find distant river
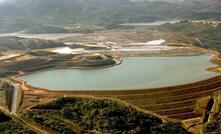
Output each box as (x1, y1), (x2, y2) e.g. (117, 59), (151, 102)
(120, 20), (180, 26)
(0, 33), (81, 41)
(19, 55), (220, 91)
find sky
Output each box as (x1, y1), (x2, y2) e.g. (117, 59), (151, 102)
(0, 0), (206, 3)
(0, 0), (8, 3)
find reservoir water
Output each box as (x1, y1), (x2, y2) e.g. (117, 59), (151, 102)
(19, 55), (220, 91)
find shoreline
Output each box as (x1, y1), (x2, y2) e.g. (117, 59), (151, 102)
(9, 51), (221, 93)
(4, 47), (221, 132)
(5, 43), (221, 123)
(10, 74), (221, 93)
(11, 47), (217, 79)
(10, 56), (122, 80)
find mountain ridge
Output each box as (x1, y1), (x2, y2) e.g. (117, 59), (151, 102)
(0, 0), (220, 33)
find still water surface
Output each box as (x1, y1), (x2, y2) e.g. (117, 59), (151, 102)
(19, 55), (219, 91)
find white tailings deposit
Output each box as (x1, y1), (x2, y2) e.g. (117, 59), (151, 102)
(128, 39), (166, 45)
(52, 47), (85, 54)
(52, 45), (182, 54)
(51, 38), (183, 55)
(146, 39), (166, 45)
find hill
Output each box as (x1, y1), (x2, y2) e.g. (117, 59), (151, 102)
(0, 37), (65, 51)
(159, 22), (221, 52)
(0, 111), (36, 133)
(0, 0), (221, 33)
(21, 96), (191, 133)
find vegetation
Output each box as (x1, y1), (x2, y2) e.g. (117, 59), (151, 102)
(1, 58), (48, 71)
(203, 112), (221, 133)
(69, 44), (110, 50)
(0, 0), (221, 33)
(189, 25), (221, 53)
(29, 51), (57, 57)
(0, 111), (36, 134)
(25, 111), (77, 134)
(160, 22), (221, 52)
(22, 96), (190, 134)
(0, 70), (18, 78)
(63, 53), (118, 67)
(105, 24), (135, 30)
(26, 26), (72, 34)
(0, 112), (11, 122)
(0, 37), (65, 51)
(0, 80), (13, 91)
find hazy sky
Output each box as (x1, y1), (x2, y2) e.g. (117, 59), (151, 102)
(0, 0), (8, 3)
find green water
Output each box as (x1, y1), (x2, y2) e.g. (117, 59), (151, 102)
(19, 55), (220, 91)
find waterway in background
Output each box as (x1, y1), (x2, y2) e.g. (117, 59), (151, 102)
(120, 20), (180, 26)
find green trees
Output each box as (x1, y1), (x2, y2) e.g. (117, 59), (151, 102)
(0, 112), (11, 123)
(0, 111), (36, 134)
(0, 37), (64, 51)
(25, 97), (190, 133)
(160, 22), (221, 53)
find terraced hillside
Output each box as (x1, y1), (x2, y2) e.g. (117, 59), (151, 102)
(69, 75), (221, 121)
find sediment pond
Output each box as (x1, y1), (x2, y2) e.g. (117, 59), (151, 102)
(19, 54), (220, 91)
